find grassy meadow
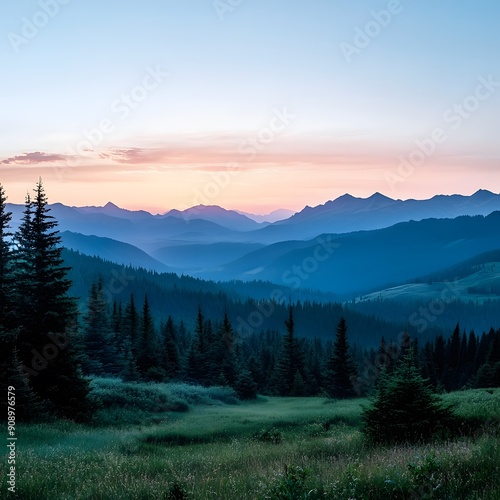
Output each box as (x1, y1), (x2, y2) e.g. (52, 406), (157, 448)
(2, 381), (500, 499)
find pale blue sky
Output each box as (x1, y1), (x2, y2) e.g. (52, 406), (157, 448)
(1, 1), (499, 211)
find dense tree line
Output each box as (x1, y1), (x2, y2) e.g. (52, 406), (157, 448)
(348, 296), (500, 340)
(0, 181), (93, 422)
(62, 249), (441, 347)
(77, 275), (500, 397)
(77, 282), (362, 399)
(1, 182), (499, 425)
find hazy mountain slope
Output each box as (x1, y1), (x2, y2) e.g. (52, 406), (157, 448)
(151, 242), (265, 272)
(7, 190), (500, 249)
(358, 262), (500, 303)
(166, 205), (265, 231)
(76, 201), (153, 220)
(6, 203), (242, 249)
(60, 231), (173, 273)
(62, 249), (441, 346)
(235, 208), (296, 223)
(357, 249), (500, 303)
(248, 190), (500, 243)
(205, 212), (500, 296)
(346, 249), (500, 334)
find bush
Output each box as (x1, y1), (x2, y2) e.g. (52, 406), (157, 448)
(266, 465), (316, 499)
(235, 370), (258, 400)
(407, 453), (443, 498)
(252, 428), (283, 444)
(89, 378), (238, 425)
(166, 482), (189, 499)
(167, 383), (239, 405)
(363, 349), (455, 444)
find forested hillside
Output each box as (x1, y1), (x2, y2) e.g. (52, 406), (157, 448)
(62, 248), (441, 346)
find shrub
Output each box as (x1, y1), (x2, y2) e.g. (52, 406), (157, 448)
(252, 428), (283, 444)
(266, 465), (316, 499)
(363, 349), (455, 444)
(407, 453), (443, 498)
(166, 482), (189, 499)
(234, 370), (258, 400)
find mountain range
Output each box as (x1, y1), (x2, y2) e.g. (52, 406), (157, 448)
(6, 190), (500, 298)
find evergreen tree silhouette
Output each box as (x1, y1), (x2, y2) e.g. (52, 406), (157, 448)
(324, 317), (357, 398)
(363, 348), (455, 444)
(12, 180), (93, 421)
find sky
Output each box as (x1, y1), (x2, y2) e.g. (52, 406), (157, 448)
(0, 0), (499, 214)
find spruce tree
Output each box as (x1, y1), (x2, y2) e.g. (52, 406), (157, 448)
(234, 370), (257, 400)
(7, 348), (47, 422)
(444, 323), (462, 390)
(433, 335), (446, 389)
(124, 294), (139, 359)
(163, 315), (180, 379)
(247, 354), (265, 392)
(0, 186), (16, 395)
(12, 180), (93, 421)
(81, 278), (118, 376)
(274, 307), (305, 396)
(211, 312), (238, 387)
(324, 317), (357, 399)
(11, 193), (35, 331)
(137, 295), (160, 378)
(363, 348), (455, 444)
(188, 307), (208, 383)
(0, 184), (14, 329)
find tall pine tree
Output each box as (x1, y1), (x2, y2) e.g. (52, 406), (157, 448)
(163, 315), (180, 379)
(81, 278), (118, 376)
(273, 307), (305, 396)
(12, 180), (93, 421)
(324, 317), (357, 399)
(137, 295), (160, 379)
(0, 185), (17, 396)
(0, 184), (14, 328)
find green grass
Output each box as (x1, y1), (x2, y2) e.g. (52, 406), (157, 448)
(1, 387), (499, 499)
(358, 261), (500, 304)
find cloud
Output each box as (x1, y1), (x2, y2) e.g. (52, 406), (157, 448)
(1, 151), (69, 165)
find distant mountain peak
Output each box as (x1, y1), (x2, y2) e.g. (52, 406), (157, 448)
(472, 189), (496, 198)
(368, 192), (393, 201)
(104, 201), (120, 209)
(235, 208), (296, 223)
(164, 204), (262, 231)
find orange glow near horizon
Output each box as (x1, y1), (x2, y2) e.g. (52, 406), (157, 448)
(1, 141), (498, 214)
